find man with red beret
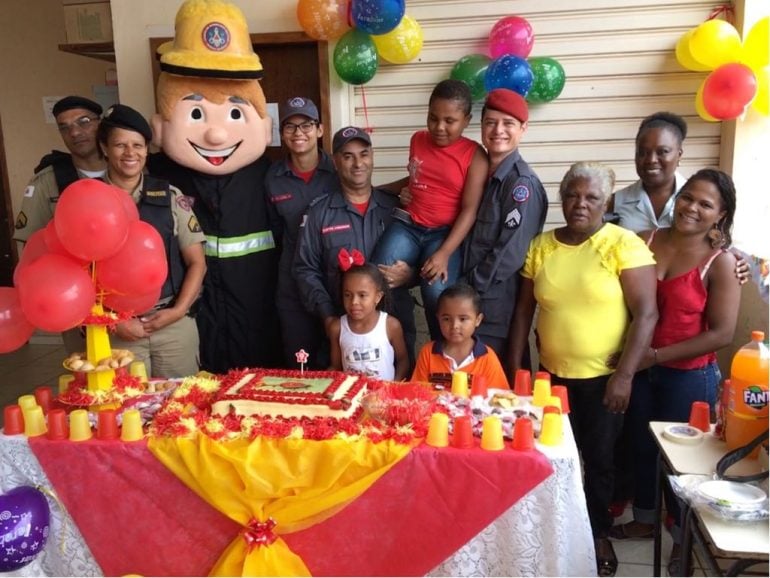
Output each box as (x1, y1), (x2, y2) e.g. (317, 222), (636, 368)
(463, 88), (547, 372)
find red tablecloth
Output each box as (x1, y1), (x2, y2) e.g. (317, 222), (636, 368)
(29, 437), (553, 576)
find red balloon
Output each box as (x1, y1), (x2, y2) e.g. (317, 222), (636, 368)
(54, 179), (130, 261)
(489, 16), (534, 59)
(0, 287), (35, 353)
(103, 287), (161, 315)
(702, 63), (758, 120)
(13, 230), (50, 287)
(114, 186), (140, 222)
(95, 221), (168, 297)
(17, 254), (95, 332)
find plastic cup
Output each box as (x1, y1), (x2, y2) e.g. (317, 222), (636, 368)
(17, 394), (37, 411)
(689, 401), (711, 433)
(129, 361), (148, 382)
(543, 405), (561, 416)
(121, 409), (145, 442)
(539, 412), (563, 446)
(451, 371), (469, 398)
(425, 413), (449, 448)
(3, 405), (25, 435)
(513, 369), (532, 396)
(46, 408), (69, 440)
(535, 371), (551, 383)
(69, 409), (93, 442)
(480, 416), (505, 451)
(452, 415), (474, 449)
(97, 409), (119, 440)
(546, 395), (561, 411)
(470, 375), (488, 398)
(532, 378), (551, 407)
(551, 385), (570, 414)
(58, 374), (76, 394)
(34, 386), (54, 414)
(23, 406), (47, 437)
(512, 417), (535, 451)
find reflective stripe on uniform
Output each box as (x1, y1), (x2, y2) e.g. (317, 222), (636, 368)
(204, 231), (275, 258)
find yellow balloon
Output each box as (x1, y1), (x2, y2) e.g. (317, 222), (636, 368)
(742, 16), (769, 70)
(372, 15), (423, 64)
(751, 67), (769, 116)
(675, 29), (711, 71)
(689, 19), (742, 70)
(695, 79), (719, 122)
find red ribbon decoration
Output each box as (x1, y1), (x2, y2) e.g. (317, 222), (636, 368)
(707, 3), (735, 22)
(242, 517), (278, 550)
(338, 248), (365, 271)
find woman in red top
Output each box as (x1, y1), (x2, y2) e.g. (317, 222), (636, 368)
(609, 169), (740, 573)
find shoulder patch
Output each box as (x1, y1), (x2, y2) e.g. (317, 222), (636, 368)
(188, 215), (201, 233)
(512, 184), (530, 203)
(24, 186), (35, 198)
(504, 207), (521, 229)
(176, 194), (194, 212)
(14, 212), (27, 230)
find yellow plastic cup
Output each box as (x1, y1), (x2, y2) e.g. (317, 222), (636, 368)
(17, 394), (38, 411)
(23, 406), (47, 437)
(120, 409), (145, 442)
(425, 412), (449, 448)
(451, 371), (469, 398)
(129, 361), (148, 381)
(480, 415), (505, 451)
(539, 412), (563, 446)
(532, 378), (551, 407)
(69, 409), (93, 442)
(58, 374), (76, 394)
(546, 395), (562, 411)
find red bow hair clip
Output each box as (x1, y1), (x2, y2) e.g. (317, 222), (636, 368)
(338, 248), (365, 271)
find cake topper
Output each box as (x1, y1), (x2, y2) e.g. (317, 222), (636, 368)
(295, 348), (309, 374)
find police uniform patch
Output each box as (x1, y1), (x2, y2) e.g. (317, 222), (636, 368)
(146, 189), (166, 197)
(24, 186), (35, 198)
(203, 22), (230, 51)
(15, 212), (27, 230)
(512, 184), (530, 203)
(188, 215), (201, 233)
(504, 207), (521, 229)
(177, 195), (194, 212)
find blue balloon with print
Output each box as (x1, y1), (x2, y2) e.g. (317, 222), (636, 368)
(352, 0), (405, 35)
(0, 486), (50, 572)
(485, 55), (534, 96)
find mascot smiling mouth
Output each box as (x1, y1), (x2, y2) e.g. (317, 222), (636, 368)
(190, 141), (241, 166)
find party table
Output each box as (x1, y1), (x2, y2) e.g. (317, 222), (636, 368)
(0, 416), (595, 577)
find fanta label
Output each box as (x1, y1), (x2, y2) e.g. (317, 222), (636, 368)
(743, 386), (769, 411)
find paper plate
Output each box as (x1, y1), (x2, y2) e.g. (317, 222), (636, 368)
(698, 480), (767, 506)
(662, 424), (704, 445)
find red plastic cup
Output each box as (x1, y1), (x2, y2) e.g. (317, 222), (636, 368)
(452, 415), (474, 449)
(46, 408), (69, 440)
(3, 405), (25, 435)
(470, 375), (488, 397)
(34, 386), (54, 414)
(551, 385), (571, 414)
(689, 401), (711, 433)
(513, 369), (532, 396)
(543, 405), (561, 416)
(535, 371), (550, 383)
(512, 417), (534, 451)
(97, 409), (119, 440)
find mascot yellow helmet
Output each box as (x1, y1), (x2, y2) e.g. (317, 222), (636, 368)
(157, 0), (263, 79)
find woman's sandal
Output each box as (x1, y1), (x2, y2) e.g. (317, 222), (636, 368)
(608, 521), (655, 540)
(595, 537), (619, 577)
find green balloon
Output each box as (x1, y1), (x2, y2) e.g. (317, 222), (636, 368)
(334, 29), (378, 85)
(526, 57), (566, 103)
(450, 54), (492, 101)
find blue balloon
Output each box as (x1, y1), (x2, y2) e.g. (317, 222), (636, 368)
(484, 55), (534, 96)
(352, 0), (405, 35)
(0, 487), (50, 572)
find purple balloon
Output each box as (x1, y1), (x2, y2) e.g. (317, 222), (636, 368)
(0, 487), (50, 572)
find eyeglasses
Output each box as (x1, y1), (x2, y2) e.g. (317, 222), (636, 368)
(281, 121), (318, 135)
(57, 116), (99, 134)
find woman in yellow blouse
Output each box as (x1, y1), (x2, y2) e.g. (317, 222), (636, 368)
(508, 162), (658, 577)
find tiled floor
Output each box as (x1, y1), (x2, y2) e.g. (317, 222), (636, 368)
(0, 336), (737, 577)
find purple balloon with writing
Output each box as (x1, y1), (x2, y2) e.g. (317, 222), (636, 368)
(0, 486), (50, 572)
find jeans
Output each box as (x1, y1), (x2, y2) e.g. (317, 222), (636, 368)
(372, 219), (461, 341)
(626, 362), (720, 538)
(560, 373), (624, 538)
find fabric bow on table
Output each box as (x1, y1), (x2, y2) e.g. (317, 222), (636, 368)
(338, 248), (365, 271)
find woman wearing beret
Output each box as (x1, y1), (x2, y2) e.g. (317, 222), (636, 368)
(97, 104), (206, 378)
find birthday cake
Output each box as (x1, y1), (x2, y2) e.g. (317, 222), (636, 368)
(210, 368), (370, 420)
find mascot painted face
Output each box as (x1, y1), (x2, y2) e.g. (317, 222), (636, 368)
(151, 0), (272, 175)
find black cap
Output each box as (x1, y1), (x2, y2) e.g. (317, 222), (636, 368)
(102, 104), (152, 142)
(332, 126), (372, 154)
(279, 97), (320, 125)
(52, 96), (103, 118)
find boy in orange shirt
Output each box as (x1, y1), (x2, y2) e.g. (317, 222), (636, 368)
(411, 283), (509, 389)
